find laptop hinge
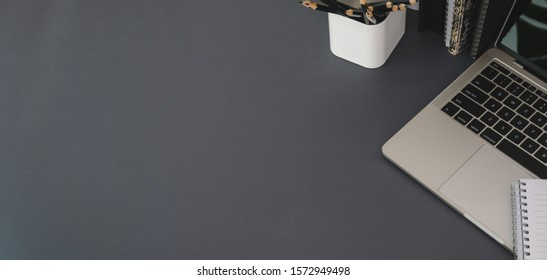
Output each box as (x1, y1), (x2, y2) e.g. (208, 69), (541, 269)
(512, 60), (525, 69)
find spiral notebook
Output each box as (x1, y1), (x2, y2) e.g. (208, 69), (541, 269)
(447, 0), (479, 55)
(444, 0), (455, 47)
(512, 179), (547, 260)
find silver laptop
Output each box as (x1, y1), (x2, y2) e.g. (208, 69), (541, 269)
(383, 0), (547, 251)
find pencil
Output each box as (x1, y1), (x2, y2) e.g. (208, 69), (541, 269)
(321, 0), (348, 16)
(367, 0), (414, 11)
(299, 0), (337, 13)
(366, 11), (377, 24)
(345, 9), (364, 18)
(359, 0), (371, 24)
(325, 0), (356, 10)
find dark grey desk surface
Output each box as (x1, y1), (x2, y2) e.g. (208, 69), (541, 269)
(0, 1), (512, 259)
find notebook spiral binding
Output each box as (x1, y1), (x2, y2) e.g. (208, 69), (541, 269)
(512, 182), (531, 259)
(443, 0), (454, 47)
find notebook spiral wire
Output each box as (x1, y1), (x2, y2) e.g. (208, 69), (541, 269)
(512, 182), (531, 259)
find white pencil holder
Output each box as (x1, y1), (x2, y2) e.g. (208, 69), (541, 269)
(328, 10), (406, 69)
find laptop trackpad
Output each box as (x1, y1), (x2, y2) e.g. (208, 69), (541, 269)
(438, 145), (533, 245)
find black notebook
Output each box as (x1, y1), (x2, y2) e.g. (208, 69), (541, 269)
(469, 0), (531, 59)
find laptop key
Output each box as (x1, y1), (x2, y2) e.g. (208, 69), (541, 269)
(467, 119), (486, 134)
(462, 84), (489, 103)
(494, 120), (512, 135)
(530, 112), (547, 127)
(452, 93), (486, 117)
(507, 82), (525, 96)
(490, 62), (510, 75)
(524, 124), (542, 139)
(497, 107), (515, 121)
(516, 103), (534, 118)
(507, 129), (526, 145)
(480, 111), (499, 126)
(510, 115), (529, 130)
(484, 98), (502, 112)
(519, 91), (538, 104)
(491, 87), (509, 101)
(533, 99), (547, 113)
(494, 74), (511, 88)
(498, 140), (547, 178)
(538, 133), (547, 147)
(455, 110), (473, 125)
(481, 66), (499, 80)
(504, 95), (522, 109)
(509, 73), (523, 84)
(481, 128), (502, 145)
(472, 75), (496, 93)
(537, 89), (547, 99)
(442, 102), (460, 117)
(521, 138), (540, 154)
(522, 81), (536, 92)
(535, 148), (547, 164)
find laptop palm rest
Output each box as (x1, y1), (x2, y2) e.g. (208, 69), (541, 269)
(438, 145), (533, 246)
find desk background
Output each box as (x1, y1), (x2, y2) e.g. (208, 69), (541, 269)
(0, 0), (512, 259)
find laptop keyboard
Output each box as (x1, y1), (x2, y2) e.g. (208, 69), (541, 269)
(441, 61), (547, 178)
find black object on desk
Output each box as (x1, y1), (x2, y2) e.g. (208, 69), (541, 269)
(418, 0), (446, 33)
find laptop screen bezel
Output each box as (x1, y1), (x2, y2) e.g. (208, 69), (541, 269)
(495, 0), (547, 83)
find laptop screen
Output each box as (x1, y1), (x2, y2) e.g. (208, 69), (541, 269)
(499, 0), (547, 81)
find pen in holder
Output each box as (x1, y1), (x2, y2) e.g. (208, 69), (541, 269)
(328, 9), (406, 68)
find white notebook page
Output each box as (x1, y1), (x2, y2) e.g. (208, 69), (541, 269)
(520, 179), (547, 259)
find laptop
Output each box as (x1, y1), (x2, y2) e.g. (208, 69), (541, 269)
(383, 0), (547, 251)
